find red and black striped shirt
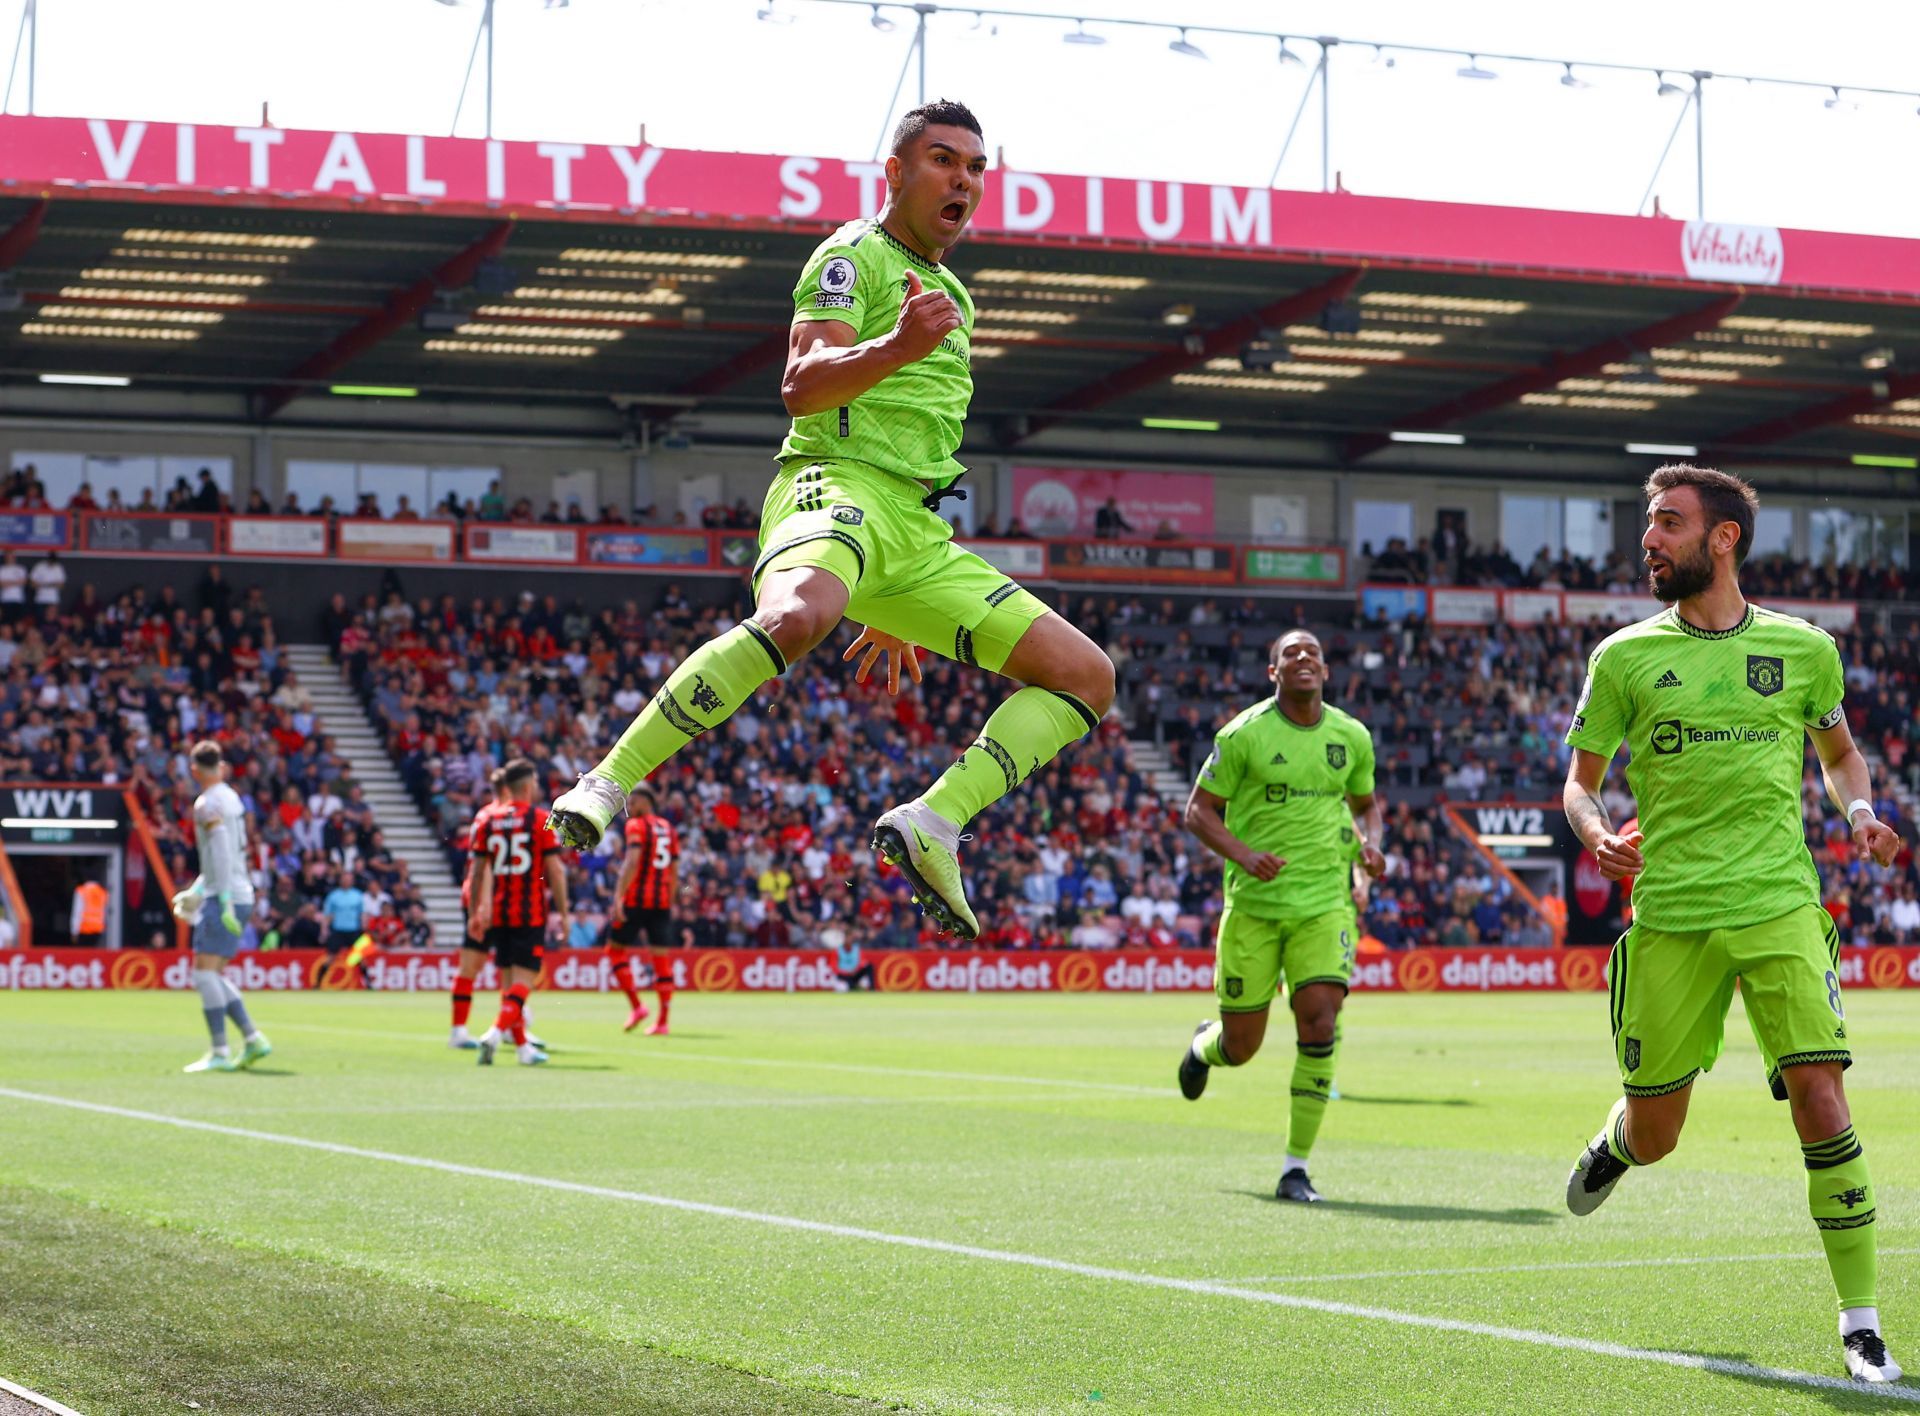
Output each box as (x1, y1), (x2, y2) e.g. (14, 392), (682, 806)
(622, 813), (679, 912)
(471, 799), (558, 928)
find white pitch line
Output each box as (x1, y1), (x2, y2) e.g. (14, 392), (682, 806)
(2, 1087), (1911, 1406)
(192, 1093), (1100, 1119)
(1227, 1248), (1920, 1286)
(0, 1375), (86, 1416)
(269, 1021), (1168, 1096)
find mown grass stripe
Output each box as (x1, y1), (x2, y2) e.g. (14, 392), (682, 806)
(2, 1086), (1910, 1408)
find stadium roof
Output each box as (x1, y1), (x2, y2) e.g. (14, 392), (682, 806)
(4, 116), (1920, 469)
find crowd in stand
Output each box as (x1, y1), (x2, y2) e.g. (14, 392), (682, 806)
(327, 577), (1919, 954)
(1, 523), (1913, 953)
(0, 564), (434, 950)
(1360, 534), (1910, 602)
(4, 463), (759, 535)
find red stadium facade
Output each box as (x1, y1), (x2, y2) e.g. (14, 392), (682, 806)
(10, 115), (1920, 300)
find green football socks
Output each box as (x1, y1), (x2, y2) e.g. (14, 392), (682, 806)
(592, 622), (786, 792)
(1601, 1096), (1646, 1167)
(1288, 1037), (1339, 1160)
(1805, 1126), (1877, 1309)
(1193, 1020), (1235, 1068)
(922, 686), (1099, 827)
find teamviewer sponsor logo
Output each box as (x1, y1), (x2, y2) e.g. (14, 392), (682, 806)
(1651, 719), (1683, 755)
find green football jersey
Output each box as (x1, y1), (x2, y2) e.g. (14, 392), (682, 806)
(1565, 603), (1845, 933)
(777, 217), (974, 489)
(1196, 699), (1377, 921)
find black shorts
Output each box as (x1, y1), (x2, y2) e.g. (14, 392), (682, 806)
(323, 928), (360, 955)
(488, 925), (546, 972)
(612, 908), (673, 950)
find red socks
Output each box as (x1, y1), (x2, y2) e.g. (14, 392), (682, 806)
(452, 981), (474, 1029)
(495, 982), (530, 1045)
(610, 950), (641, 1009)
(654, 977), (673, 1022)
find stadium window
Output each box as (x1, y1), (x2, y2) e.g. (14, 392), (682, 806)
(1500, 494), (1560, 561)
(1751, 505), (1794, 560)
(1563, 498), (1612, 561)
(429, 467), (499, 516)
(1811, 507), (1909, 568)
(1351, 499), (1412, 559)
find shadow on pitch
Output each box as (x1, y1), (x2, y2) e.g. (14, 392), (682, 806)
(1333, 1094), (1476, 1108)
(1670, 1351), (1906, 1412)
(1228, 1190), (1557, 1226)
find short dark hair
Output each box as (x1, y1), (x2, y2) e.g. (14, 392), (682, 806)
(1269, 629), (1320, 664)
(190, 740), (223, 769)
(629, 782), (656, 807)
(501, 758), (537, 787)
(890, 99), (983, 156)
(1645, 463), (1759, 566)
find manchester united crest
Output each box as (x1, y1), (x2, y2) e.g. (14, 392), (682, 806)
(1746, 655), (1785, 697)
(1326, 743), (1347, 769)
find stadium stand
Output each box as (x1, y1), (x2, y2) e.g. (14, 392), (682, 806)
(0, 575), (435, 950)
(320, 574), (1919, 953)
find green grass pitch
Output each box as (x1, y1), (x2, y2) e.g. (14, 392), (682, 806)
(3, 987), (1919, 1414)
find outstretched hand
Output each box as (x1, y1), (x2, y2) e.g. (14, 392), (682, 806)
(843, 626), (923, 696)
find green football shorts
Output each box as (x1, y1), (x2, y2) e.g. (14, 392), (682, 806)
(1607, 901), (1849, 1099)
(1213, 904), (1357, 1014)
(753, 458), (1049, 674)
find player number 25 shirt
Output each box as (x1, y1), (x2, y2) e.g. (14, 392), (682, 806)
(470, 799), (558, 928)
(1196, 700), (1376, 922)
(777, 218), (974, 489)
(1565, 604), (1844, 933)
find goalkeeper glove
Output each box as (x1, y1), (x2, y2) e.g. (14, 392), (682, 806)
(218, 894), (243, 935)
(170, 886), (205, 923)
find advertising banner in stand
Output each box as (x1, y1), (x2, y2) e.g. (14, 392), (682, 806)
(1360, 585), (1430, 622)
(1046, 539), (1238, 585)
(1011, 467), (1215, 538)
(81, 513), (219, 555)
(962, 540), (1047, 578)
(466, 525), (579, 564)
(583, 529), (715, 568)
(1243, 547), (1344, 586)
(1431, 588), (1501, 626)
(337, 519), (453, 561)
(0, 512), (70, 549)
(228, 517), (329, 557)
(9, 945), (1911, 993)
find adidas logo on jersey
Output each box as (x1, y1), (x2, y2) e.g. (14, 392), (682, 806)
(1655, 669), (1683, 688)
(1270, 751), (1288, 764)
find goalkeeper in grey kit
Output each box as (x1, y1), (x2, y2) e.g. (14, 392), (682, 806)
(173, 740), (272, 1073)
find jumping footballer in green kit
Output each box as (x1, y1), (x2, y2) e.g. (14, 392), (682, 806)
(548, 99), (1114, 939)
(1562, 463), (1907, 1384)
(1177, 630), (1387, 1203)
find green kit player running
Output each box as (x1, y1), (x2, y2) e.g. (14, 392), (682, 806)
(1562, 463), (1906, 1384)
(548, 99), (1114, 938)
(1176, 630), (1386, 1203)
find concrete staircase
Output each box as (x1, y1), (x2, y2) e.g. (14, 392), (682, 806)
(283, 644), (465, 946)
(1127, 738), (1190, 809)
